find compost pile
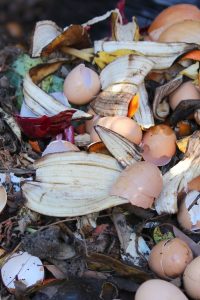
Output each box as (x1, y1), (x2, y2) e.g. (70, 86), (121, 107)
(1, 3), (200, 300)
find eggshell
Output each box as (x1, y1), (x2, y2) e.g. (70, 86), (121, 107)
(63, 64), (101, 105)
(110, 161), (163, 209)
(183, 256), (200, 299)
(148, 238), (193, 278)
(90, 116), (142, 145)
(42, 140), (80, 156)
(148, 3), (200, 41)
(169, 81), (200, 110)
(135, 279), (188, 300)
(142, 125), (176, 166)
(177, 190), (200, 231)
(1, 251), (44, 292)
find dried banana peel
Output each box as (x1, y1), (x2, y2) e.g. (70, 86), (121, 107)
(22, 152), (129, 217)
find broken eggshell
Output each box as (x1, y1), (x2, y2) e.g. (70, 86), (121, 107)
(42, 140), (80, 156)
(148, 238), (193, 279)
(183, 256), (200, 300)
(177, 190), (200, 232)
(110, 161), (163, 209)
(63, 64), (101, 105)
(142, 124), (177, 166)
(1, 251), (44, 292)
(169, 81), (200, 111)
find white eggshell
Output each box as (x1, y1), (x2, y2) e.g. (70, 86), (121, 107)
(1, 251), (44, 291)
(42, 140), (80, 156)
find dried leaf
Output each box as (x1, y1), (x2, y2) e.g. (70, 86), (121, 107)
(41, 25), (91, 57)
(44, 265), (66, 280)
(87, 253), (152, 282)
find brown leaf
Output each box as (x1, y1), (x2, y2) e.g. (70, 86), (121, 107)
(29, 59), (67, 84)
(87, 253), (152, 282)
(41, 25), (91, 57)
(45, 264), (66, 279)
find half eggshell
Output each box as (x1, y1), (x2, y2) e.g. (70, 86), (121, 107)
(110, 161), (163, 209)
(177, 190), (200, 231)
(142, 125), (176, 166)
(1, 251), (44, 292)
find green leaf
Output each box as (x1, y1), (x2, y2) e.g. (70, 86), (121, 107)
(153, 226), (174, 244)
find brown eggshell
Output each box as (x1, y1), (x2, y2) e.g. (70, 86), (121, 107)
(90, 116), (142, 144)
(158, 20), (200, 44)
(63, 64), (101, 105)
(148, 238), (193, 279)
(142, 125), (176, 166)
(135, 279), (188, 300)
(183, 256), (200, 299)
(177, 191), (200, 231)
(148, 3), (200, 41)
(169, 81), (200, 111)
(110, 161), (163, 209)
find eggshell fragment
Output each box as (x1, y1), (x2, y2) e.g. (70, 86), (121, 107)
(135, 279), (188, 300)
(142, 125), (176, 166)
(148, 238), (193, 279)
(177, 191), (200, 231)
(110, 161), (163, 209)
(42, 140), (80, 156)
(63, 64), (101, 105)
(1, 251), (44, 292)
(0, 185), (7, 213)
(90, 116), (142, 145)
(169, 81), (200, 111)
(183, 256), (200, 299)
